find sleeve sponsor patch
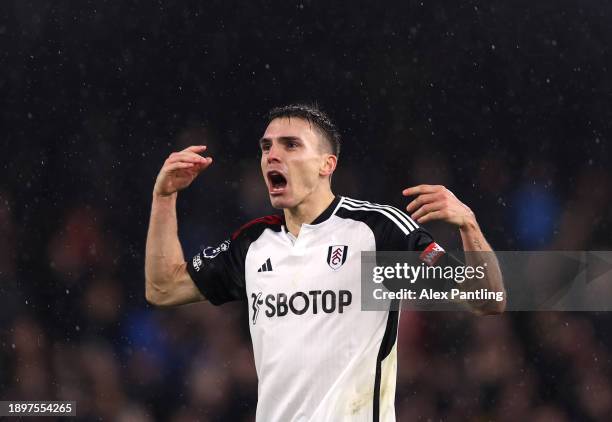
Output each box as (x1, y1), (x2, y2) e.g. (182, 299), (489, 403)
(419, 242), (445, 266)
(201, 239), (231, 259)
(192, 254), (203, 272)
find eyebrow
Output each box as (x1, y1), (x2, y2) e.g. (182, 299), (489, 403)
(259, 136), (303, 146)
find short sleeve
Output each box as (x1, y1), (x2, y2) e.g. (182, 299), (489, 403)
(185, 214), (284, 305)
(374, 210), (448, 266)
(375, 214), (438, 251)
(186, 237), (247, 305)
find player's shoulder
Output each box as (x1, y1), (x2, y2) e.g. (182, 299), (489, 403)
(231, 214), (284, 241)
(336, 196), (420, 235)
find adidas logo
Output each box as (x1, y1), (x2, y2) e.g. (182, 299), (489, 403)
(257, 258), (273, 272)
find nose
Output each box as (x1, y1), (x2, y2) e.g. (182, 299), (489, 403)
(267, 142), (281, 163)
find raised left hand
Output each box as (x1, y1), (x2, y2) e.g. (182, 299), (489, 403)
(403, 184), (476, 229)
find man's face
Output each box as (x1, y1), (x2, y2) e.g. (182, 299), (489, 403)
(260, 117), (330, 209)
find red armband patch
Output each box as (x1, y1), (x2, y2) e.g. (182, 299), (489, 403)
(419, 242), (446, 266)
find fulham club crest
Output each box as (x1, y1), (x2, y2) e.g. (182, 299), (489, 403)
(327, 245), (348, 270)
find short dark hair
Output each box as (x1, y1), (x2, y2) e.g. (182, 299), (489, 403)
(266, 104), (341, 158)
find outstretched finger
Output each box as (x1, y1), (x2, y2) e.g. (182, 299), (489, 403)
(406, 193), (440, 213)
(416, 210), (445, 224)
(411, 201), (444, 221)
(193, 156), (213, 172)
(182, 145), (207, 153)
(165, 162), (195, 172)
(167, 151), (209, 165)
(402, 185), (441, 197)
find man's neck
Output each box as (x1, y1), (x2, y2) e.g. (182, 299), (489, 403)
(284, 190), (335, 237)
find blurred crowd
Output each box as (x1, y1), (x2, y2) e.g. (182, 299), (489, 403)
(2, 1), (612, 421)
(2, 139), (611, 421)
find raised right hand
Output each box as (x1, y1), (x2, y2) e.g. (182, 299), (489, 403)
(153, 145), (213, 196)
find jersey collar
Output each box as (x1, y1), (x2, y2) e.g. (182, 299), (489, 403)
(309, 195), (342, 225)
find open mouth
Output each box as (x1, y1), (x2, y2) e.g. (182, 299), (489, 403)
(267, 171), (288, 193)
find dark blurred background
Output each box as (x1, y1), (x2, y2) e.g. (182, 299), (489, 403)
(1, 1), (612, 420)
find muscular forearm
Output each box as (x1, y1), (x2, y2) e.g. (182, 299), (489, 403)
(144, 145), (211, 306)
(402, 184), (506, 314)
(458, 219), (506, 314)
(145, 193), (187, 301)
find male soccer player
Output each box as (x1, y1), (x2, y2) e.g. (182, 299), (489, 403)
(145, 104), (505, 421)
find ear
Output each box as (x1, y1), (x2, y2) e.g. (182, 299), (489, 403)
(319, 154), (337, 177)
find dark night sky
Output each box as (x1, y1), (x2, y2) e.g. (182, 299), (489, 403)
(2, 0), (611, 301)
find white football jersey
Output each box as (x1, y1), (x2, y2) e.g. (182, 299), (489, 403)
(187, 196), (439, 422)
